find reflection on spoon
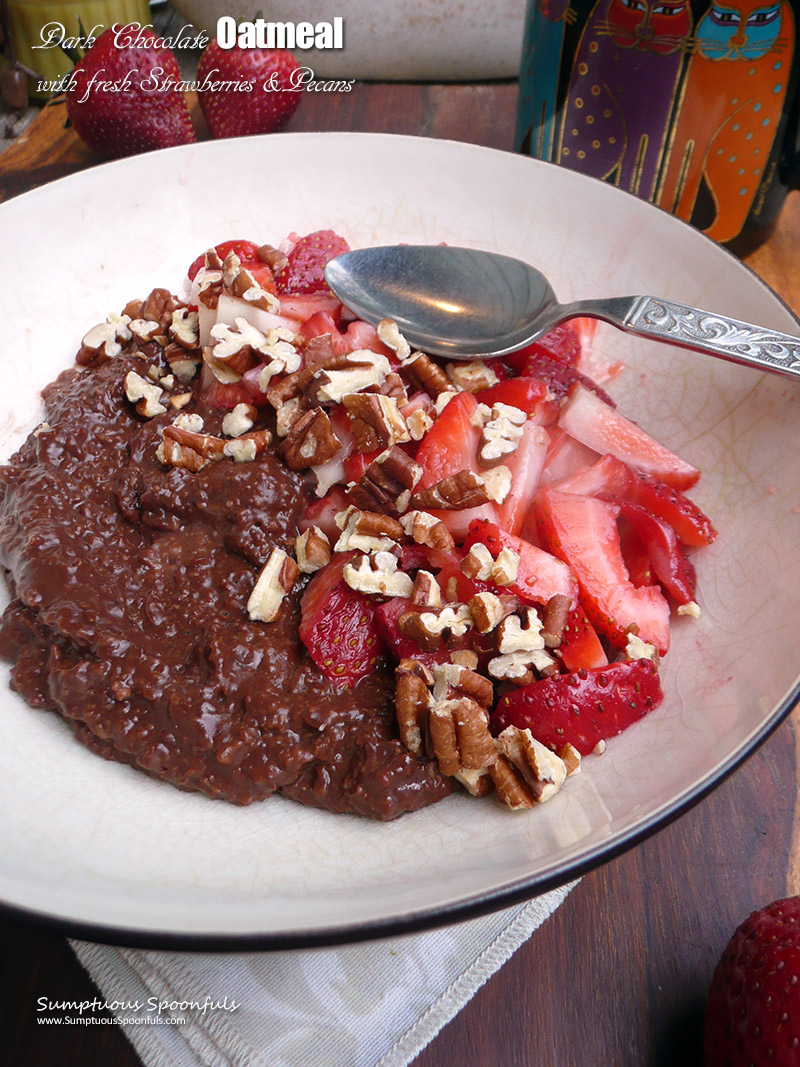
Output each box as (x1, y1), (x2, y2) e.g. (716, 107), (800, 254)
(325, 245), (800, 381)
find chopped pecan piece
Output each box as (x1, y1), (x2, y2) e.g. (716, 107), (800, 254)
(446, 360), (499, 394)
(247, 548), (300, 623)
(197, 269), (223, 310)
(461, 542), (495, 581)
(343, 552), (414, 598)
(409, 570), (442, 608)
(221, 403), (257, 438)
(350, 446), (422, 515)
(491, 726), (568, 807)
(308, 354), (393, 405)
(469, 591), (519, 634)
(223, 429), (273, 462)
(169, 308), (200, 350)
(343, 393), (410, 452)
(410, 470), (491, 511)
(402, 352), (452, 397)
(334, 508), (404, 553)
(256, 243), (288, 273)
(431, 662), (493, 708)
(124, 370), (166, 418)
(164, 341), (201, 383)
(399, 509), (455, 553)
(455, 768), (494, 797)
(221, 251), (280, 313)
(395, 658), (434, 756)
(141, 289), (185, 331)
(295, 526), (332, 574)
(280, 407), (341, 470)
(428, 697), (496, 776)
(78, 313), (133, 365)
(541, 593), (571, 649)
(161, 424), (225, 460)
(491, 547), (520, 586)
(477, 403), (526, 467)
(405, 402), (436, 441)
(399, 603), (473, 652)
(377, 319), (411, 362)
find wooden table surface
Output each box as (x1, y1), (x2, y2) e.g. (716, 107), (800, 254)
(2, 73), (800, 1067)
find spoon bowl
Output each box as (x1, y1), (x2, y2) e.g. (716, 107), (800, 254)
(325, 244), (800, 380)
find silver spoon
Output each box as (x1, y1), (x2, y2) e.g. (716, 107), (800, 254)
(324, 244), (800, 380)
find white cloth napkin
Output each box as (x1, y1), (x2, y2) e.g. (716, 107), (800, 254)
(71, 881), (575, 1067)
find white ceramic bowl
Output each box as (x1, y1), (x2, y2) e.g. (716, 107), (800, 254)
(170, 0), (526, 79)
(1, 133), (799, 948)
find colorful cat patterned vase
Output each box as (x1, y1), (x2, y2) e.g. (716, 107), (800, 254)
(516, 0), (577, 160)
(656, 1), (795, 243)
(555, 0), (693, 200)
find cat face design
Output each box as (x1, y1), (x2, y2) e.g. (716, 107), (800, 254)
(604, 0), (692, 55)
(694, 1), (786, 60)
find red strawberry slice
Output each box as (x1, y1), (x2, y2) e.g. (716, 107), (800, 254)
(507, 349), (614, 404)
(187, 240), (276, 292)
(554, 453), (716, 547)
(298, 554), (384, 689)
(534, 487), (671, 653)
(66, 25), (195, 160)
(463, 520), (578, 608)
(474, 376), (557, 424)
(559, 382), (700, 489)
(705, 897), (800, 1067)
(558, 608), (608, 671)
(496, 421), (550, 536)
(536, 428), (600, 489)
(202, 380), (257, 412)
(491, 658), (663, 755)
(413, 391), (499, 541)
(275, 230), (351, 295)
(197, 43), (302, 139)
(505, 321), (583, 371)
(618, 502), (696, 605)
(415, 392), (480, 489)
(298, 487), (351, 545)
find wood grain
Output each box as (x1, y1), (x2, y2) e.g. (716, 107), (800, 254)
(1, 75), (799, 1067)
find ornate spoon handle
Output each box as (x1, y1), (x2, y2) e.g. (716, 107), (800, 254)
(567, 295), (800, 381)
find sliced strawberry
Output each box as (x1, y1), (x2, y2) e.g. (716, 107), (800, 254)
(188, 240), (276, 292)
(414, 391), (498, 541)
(275, 230), (350, 295)
(629, 472), (716, 547)
(343, 447), (385, 483)
(298, 554), (384, 688)
(474, 376), (557, 424)
(559, 382), (700, 489)
(533, 487), (670, 653)
(496, 421), (550, 536)
(298, 487), (351, 544)
(554, 453), (716, 547)
(504, 347), (614, 405)
(506, 321), (583, 371)
(491, 659), (664, 755)
(536, 427), (600, 488)
(202, 380), (256, 412)
(415, 391), (480, 490)
(618, 517), (655, 587)
(558, 608), (608, 671)
(278, 292), (342, 323)
(618, 502), (696, 605)
(463, 519), (578, 608)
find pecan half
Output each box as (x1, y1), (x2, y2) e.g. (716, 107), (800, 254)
(428, 697), (496, 776)
(410, 470), (491, 511)
(350, 445), (423, 515)
(395, 658), (434, 756)
(343, 392), (410, 452)
(399, 509), (455, 553)
(402, 352), (452, 397)
(280, 407), (341, 470)
(491, 726), (568, 808)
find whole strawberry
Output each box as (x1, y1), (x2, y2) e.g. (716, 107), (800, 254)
(705, 897), (800, 1065)
(197, 43), (303, 138)
(66, 24), (195, 159)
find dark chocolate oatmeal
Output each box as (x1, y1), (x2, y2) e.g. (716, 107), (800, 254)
(0, 343), (450, 820)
